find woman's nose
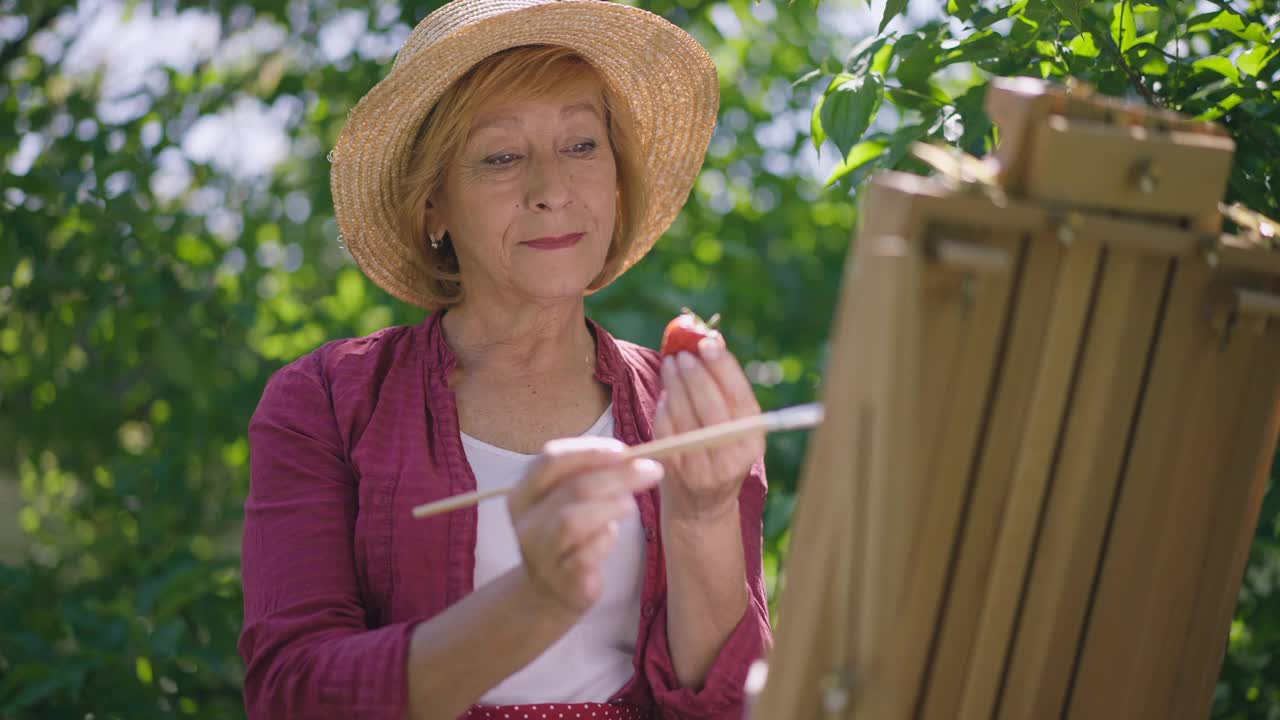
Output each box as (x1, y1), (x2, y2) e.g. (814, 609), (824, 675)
(525, 154), (572, 211)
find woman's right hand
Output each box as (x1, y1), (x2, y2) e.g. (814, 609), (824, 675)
(507, 437), (664, 615)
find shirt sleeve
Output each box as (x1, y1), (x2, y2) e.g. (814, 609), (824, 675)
(239, 353), (418, 720)
(643, 458), (773, 720)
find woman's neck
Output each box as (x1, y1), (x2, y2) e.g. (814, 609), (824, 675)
(440, 300), (596, 380)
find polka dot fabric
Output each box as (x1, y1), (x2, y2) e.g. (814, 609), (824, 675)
(462, 702), (648, 720)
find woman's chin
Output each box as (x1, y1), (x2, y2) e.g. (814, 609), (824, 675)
(509, 252), (607, 301)
(511, 269), (602, 303)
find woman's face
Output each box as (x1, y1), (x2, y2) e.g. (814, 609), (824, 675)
(430, 73), (618, 305)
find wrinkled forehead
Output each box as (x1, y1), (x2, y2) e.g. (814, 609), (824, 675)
(469, 72), (609, 133)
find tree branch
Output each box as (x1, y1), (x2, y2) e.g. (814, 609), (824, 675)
(1057, 1), (1162, 107)
(1097, 8), (1164, 108)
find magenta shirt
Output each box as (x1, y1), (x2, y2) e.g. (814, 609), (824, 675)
(239, 311), (772, 719)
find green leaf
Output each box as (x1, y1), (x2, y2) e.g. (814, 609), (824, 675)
(948, 0), (978, 20)
(820, 73), (885, 158)
(897, 32), (943, 90)
(1239, 44), (1277, 79)
(826, 140), (888, 187)
(1141, 55), (1169, 75)
(884, 122), (931, 170)
(136, 656), (153, 685)
(1239, 23), (1271, 44)
(1111, 1), (1138, 52)
(1068, 31), (1100, 58)
(1129, 31), (1158, 51)
(1049, 0), (1088, 28)
(880, 0), (908, 34)
(887, 86), (950, 111)
(954, 83), (994, 154)
(1194, 55), (1240, 84)
(1196, 92), (1243, 121)
(792, 67), (827, 89)
(944, 29), (1004, 64)
(811, 94), (828, 152)
(871, 42), (896, 74)
(1188, 10), (1244, 35)
(1187, 13), (1269, 42)
(1011, 15), (1040, 47)
(844, 34), (893, 74)
(969, 5), (1014, 30)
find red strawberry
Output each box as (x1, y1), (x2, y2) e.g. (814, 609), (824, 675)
(659, 308), (721, 359)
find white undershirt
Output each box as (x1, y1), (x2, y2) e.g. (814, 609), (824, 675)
(462, 404), (645, 704)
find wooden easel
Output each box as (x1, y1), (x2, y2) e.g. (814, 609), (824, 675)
(752, 77), (1280, 720)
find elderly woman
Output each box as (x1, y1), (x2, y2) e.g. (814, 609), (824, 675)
(239, 1), (771, 718)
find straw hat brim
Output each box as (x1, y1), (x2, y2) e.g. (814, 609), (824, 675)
(330, 0), (720, 309)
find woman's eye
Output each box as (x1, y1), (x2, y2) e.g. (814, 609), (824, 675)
(484, 152), (519, 166)
(566, 141), (597, 155)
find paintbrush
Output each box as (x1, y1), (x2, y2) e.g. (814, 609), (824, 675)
(411, 402), (825, 520)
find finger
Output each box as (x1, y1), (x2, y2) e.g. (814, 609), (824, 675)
(674, 349), (733, 428)
(697, 333), (762, 417)
(551, 494), (636, 559)
(662, 354), (722, 478)
(733, 433), (766, 465)
(653, 393), (674, 439)
(514, 436), (628, 510)
(660, 354), (699, 434)
(546, 459), (664, 506)
(623, 458), (666, 493)
(561, 521), (623, 609)
(567, 563), (605, 611)
(560, 520), (620, 576)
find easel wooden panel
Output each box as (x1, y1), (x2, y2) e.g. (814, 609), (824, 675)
(996, 245), (1168, 720)
(1066, 257), (1213, 720)
(872, 225), (1018, 719)
(1175, 320), (1280, 717)
(919, 232), (1060, 720)
(958, 232), (1102, 720)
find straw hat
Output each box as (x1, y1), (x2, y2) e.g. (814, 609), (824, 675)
(330, 0), (720, 309)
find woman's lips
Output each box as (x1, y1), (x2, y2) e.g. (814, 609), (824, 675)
(523, 232), (585, 249)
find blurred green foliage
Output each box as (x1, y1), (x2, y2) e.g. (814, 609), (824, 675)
(0, 0), (1276, 717)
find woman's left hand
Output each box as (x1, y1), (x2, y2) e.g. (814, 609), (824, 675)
(653, 332), (764, 524)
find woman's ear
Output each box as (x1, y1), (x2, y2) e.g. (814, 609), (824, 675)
(423, 197), (446, 241)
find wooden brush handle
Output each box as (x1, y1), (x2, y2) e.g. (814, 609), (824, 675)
(411, 485), (509, 519)
(621, 414), (768, 460)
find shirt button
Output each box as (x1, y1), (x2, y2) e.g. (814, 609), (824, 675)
(644, 525), (656, 542)
(642, 602), (655, 617)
